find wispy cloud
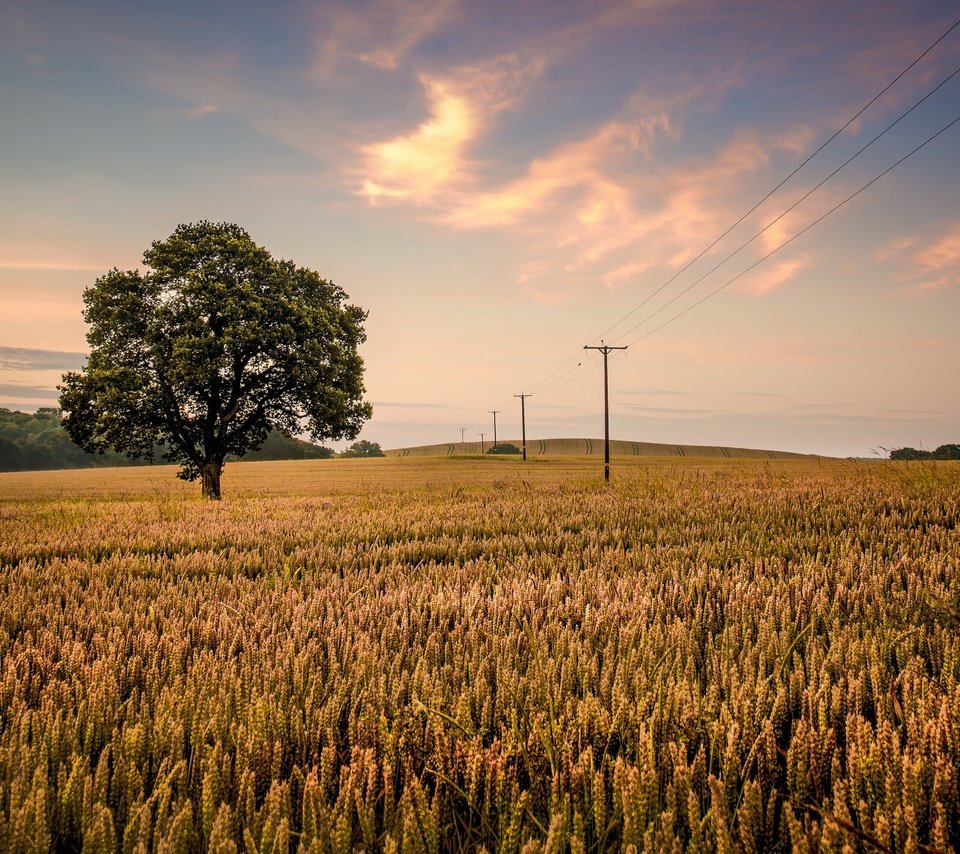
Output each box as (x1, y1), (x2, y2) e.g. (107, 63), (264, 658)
(371, 400), (458, 409)
(467, 121), (811, 302)
(443, 118), (666, 230)
(787, 401), (858, 412)
(873, 235), (915, 262)
(143, 50), (348, 165)
(0, 346), (87, 371)
(358, 54), (544, 203)
(911, 223), (960, 292)
(646, 335), (820, 367)
(736, 256), (808, 296)
(0, 259), (110, 271)
(621, 403), (717, 416)
(339, 2), (944, 313)
(879, 222), (960, 293)
(311, 0), (459, 74)
(358, 75), (476, 202)
(885, 407), (947, 416)
(620, 388), (694, 397)
(0, 382), (59, 399)
(171, 104), (220, 119)
(603, 260), (657, 289)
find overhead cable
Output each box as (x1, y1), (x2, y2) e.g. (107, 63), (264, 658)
(607, 62), (960, 344)
(618, 113), (960, 349)
(588, 14), (960, 345)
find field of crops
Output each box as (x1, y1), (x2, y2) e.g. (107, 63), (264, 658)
(1, 456), (958, 852)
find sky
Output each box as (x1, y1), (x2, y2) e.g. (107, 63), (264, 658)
(1, 0), (958, 458)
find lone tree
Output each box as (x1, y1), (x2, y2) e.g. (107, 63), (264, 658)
(59, 222), (372, 498)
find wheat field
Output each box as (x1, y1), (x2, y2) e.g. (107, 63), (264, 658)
(1, 457), (958, 852)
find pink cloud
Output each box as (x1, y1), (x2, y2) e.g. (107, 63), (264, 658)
(913, 276), (953, 293)
(357, 54), (545, 203)
(839, 19), (960, 131)
(444, 119), (661, 229)
(435, 118), (819, 305)
(0, 260), (110, 271)
(886, 223), (960, 294)
(343, 3), (943, 307)
(735, 257), (808, 296)
(873, 235), (915, 262)
(144, 51), (355, 164)
(175, 104), (219, 119)
(914, 225), (960, 274)
(603, 260), (657, 289)
(647, 334), (820, 367)
(311, 0), (459, 75)
(0, 230), (138, 273)
(359, 75), (476, 202)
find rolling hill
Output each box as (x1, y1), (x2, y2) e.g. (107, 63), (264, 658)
(386, 437), (820, 460)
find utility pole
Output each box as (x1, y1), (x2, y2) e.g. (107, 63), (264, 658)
(583, 342), (627, 482)
(514, 394), (531, 461)
(488, 410), (501, 447)
(478, 432), (486, 454)
(460, 426), (465, 452)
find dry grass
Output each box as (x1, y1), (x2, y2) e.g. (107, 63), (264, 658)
(1, 457), (958, 852)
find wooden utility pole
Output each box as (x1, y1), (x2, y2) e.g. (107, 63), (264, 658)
(478, 432), (486, 454)
(489, 410), (501, 447)
(460, 426), (465, 452)
(583, 342), (627, 481)
(514, 394), (531, 461)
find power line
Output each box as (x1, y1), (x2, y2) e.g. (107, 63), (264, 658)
(529, 359), (600, 397)
(583, 343), (627, 481)
(569, 112), (960, 443)
(514, 394), (531, 460)
(524, 347), (590, 393)
(607, 62), (960, 345)
(488, 410), (501, 446)
(589, 13), (960, 346)
(528, 358), (585, 392)
(620, 112), (960, 348)
(509, 14), (960, 423)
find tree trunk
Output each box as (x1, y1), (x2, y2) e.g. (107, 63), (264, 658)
(201, 460), (222, 500)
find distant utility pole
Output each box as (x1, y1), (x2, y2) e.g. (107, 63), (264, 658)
(488, 410), (501, 447)
(514, 394), (531, 461)
(460, 427), (465, 451)
(583, 342), (627, 482)
(478, 432), (486, 454)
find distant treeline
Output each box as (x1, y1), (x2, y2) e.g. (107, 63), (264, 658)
(0, 408), (334, 472)
(889, 444), (960, 461)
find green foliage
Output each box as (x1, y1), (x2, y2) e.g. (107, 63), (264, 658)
(0, 409), (334, 471)
(486, 442), (521, 454)
(339, 439), (384, 458)
(59, 221), (371, 497)
(0, 408), (133, 471)
(236, 429), (334, 461)
(889, 443), (960, 460)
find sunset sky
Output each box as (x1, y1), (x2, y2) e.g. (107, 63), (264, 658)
(2, 0), (958, 457)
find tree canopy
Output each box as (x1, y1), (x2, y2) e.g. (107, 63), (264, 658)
(59, 222), (371, 497)
(486, 442), (521, 455)
(339, 440), (385, 458)
(889, 444), (960, 461)
(0, 408), (334, 472)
